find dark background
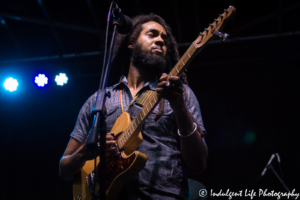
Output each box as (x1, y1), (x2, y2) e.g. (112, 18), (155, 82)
(1, 0), (299, 199)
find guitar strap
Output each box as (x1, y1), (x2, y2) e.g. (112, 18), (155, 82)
(119, 90), (154, 112)
(135, 90), (155, 107)
(119, 90), (140, 113)
(119, 89), (154, 120)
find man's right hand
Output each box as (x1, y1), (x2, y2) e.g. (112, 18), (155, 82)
(59, 132), (117, 180)
(79, 132), (116, 161)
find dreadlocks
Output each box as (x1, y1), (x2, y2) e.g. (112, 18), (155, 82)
(110, 13), (189, 120)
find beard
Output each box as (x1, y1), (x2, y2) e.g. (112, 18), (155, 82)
(131, 44), (167, 80)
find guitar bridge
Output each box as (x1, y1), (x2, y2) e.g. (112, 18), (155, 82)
(75, 194), (82, 200)
(212, 29), (229, 41)
(86, 172), (97, 193)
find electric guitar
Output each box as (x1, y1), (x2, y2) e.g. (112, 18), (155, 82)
(73, 6), (236, 200)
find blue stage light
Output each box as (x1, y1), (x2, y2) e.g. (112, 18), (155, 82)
(4, 77), (18, 92)
(35, 74), (48, 87)
(55, 73), (68, 86)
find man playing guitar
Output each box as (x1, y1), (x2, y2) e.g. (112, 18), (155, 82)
(59, 13), (207, 200)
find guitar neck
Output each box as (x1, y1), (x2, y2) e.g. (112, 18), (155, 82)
(168, 42), (203, 78)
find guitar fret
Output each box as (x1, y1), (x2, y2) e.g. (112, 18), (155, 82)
(175, 66), (179, 73)
(142, 109), (146, 117)
(129, 128), (132, 135)
(127, 126), (130, 135)
(181, 59), (185, 66)
(187, 52), (191, 58)
(149, 99), (153, 107)
(124, 133), (127, 140)
(139, 114), (143, 122)
(137, 117), (140, 124)
(134, 121), (137, 128)
(129, 124), (133, 133)
(146, 104), (149, 112)
(126, 130), (130, 138)
(193, 42), (197, 49)
(120, 138), (123, 146)
(131, 124), (134, 132)
(153, 95), (157, 103)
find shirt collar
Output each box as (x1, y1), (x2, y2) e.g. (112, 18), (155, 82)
(113, 76), (158, 91)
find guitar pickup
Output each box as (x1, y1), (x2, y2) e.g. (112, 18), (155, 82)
(115, 143), (121, 156)
(212, 29), (229, 41)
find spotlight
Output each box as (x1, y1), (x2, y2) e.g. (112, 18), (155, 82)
(55, 73), (68, 86)
(4, 77), (18, 92)
(35, 74), (48, 87)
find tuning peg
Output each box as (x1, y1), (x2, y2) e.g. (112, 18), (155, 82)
(214, 19), (219, 22)
(204, 28), (210, 31)
(212, 29), (229, 41)
(209, 23), (214, 26)
(199, 32), (205, 36)
(219, 14), (224, 17)
(224, 9), (229, 12)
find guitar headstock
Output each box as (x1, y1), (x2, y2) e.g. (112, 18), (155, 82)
(193, 6), (236, 51)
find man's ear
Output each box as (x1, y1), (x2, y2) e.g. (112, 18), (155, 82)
(128, 44), (133, 49)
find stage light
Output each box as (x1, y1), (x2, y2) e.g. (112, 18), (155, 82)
(55, 73), (68, 86)
(4, 77), (18, 92)
(35, 74), (48, 87)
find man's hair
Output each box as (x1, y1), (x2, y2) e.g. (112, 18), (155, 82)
(109, 13), (179, 84)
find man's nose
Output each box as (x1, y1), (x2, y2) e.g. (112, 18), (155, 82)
(154, 35), (164, 46)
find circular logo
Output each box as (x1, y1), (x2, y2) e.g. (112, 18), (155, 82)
(199, 189), (207, 197)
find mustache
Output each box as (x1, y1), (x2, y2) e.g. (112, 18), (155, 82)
(151, 46), (164, 55)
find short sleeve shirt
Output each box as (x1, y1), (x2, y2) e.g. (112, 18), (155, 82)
(71, 77), (206, 200)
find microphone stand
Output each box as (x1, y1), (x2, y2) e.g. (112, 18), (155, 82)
(85, 3), (125, 200)
(268, 165), (296, 200)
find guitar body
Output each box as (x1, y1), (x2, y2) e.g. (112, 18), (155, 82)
(72, 112), (148, 200)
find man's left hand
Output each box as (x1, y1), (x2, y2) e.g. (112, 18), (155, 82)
(156, 73), (184, 109)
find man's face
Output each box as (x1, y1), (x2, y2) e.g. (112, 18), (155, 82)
(129, 21), (168, 80)
(135, 21), (168, 58)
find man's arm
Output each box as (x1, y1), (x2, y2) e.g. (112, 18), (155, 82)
(172, 101), (207, 174)
(59, 138), (88, 181)
(59, 133), (116, 181)
(157, 73), (208, 174)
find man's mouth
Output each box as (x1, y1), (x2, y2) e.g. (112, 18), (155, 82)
(151, 47), (163, 54)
